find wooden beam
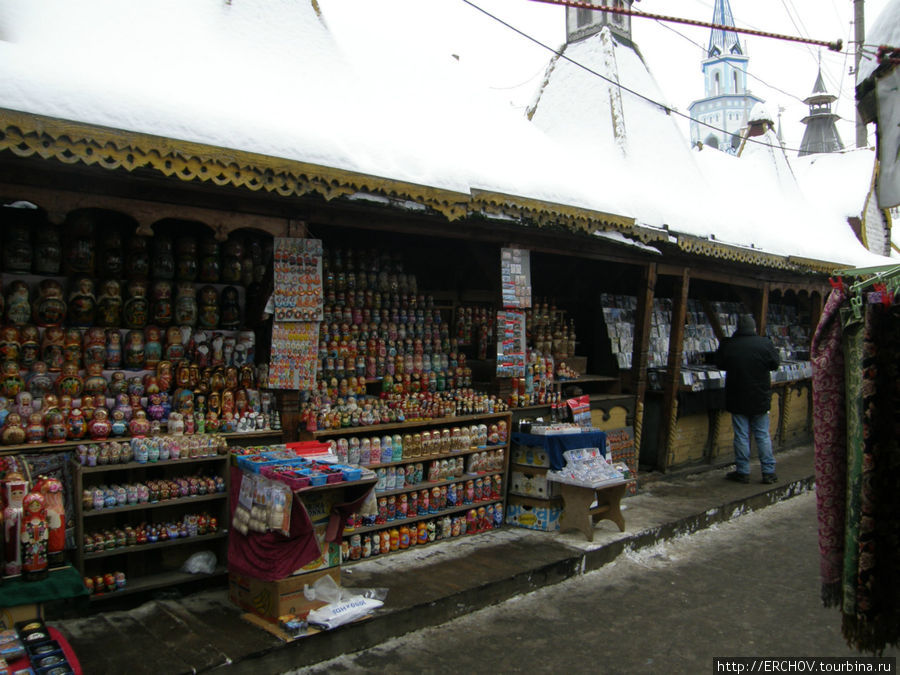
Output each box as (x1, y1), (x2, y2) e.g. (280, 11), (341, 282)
(657, 268), (690, 472)
(631, 263), (656, 463)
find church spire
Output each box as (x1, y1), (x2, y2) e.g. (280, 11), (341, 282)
(708, 0), (743, 58)
(798, 63), (844, 156)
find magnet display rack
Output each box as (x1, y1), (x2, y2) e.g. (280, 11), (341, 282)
(298, 411), (511, 562)
(71, 452), (231, 601)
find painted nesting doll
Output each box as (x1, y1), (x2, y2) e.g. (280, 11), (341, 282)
(198, 286), (219, 329)
(67, 276), (97, 327)
(5, 280), (31, 326)
(123, 280), (149, 329)
(20, 489), (49, 581)
(32, 279), (67, 327)
(96, 279), (123, 327)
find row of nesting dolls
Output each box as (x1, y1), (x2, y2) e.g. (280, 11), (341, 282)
(2, 220), (268, 285)
(0, 353), (261, 403)
(0, 324), (256, 375)
(2, 277), (243, 330)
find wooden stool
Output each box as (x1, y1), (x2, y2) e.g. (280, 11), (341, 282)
(557, 481), (626, 542)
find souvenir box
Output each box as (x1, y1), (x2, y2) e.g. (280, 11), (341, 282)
(228, 566), (340, 623)
(508, 465), (559, 499)
(505, 495), (562, 532)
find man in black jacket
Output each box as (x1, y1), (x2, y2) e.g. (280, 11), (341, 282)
(714, 313), (781, 484)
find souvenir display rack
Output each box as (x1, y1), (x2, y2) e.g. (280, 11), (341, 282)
(71, 448), (231, 600)
(298, 411), (511, 562)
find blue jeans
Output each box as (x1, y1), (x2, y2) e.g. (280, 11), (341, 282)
(731, 413), (775, 475)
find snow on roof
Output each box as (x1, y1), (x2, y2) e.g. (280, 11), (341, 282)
(857, 0), (900, 83)
(793, 149), (876, 222)
(0, 0), (891, 269)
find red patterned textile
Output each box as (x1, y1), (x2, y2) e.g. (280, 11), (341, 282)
(811, 288), (846, 607)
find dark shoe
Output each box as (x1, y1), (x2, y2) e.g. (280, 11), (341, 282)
(762, 473), (778, 484)
(725, 471), (750, 484)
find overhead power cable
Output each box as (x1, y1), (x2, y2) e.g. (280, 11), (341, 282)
(528, 0), (843, 51)
(460, 0), (814, 154)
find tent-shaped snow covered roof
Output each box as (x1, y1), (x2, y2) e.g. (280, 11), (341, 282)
(0, 0), (892, 271)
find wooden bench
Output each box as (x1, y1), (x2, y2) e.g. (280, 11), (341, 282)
(556, 480), (627, 542)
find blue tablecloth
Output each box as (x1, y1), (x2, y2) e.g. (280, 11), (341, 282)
(511, 431), (607, 470)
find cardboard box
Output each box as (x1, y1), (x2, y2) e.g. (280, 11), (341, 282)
(294, 491), (343, 572)
(294, 524), (342, 573)
(509, 465), (559, 499)
(0, 604), (40, 630)
(510, 444), (551, 468)
(506, 495), (562, 531)
(229, 567), (341, 622)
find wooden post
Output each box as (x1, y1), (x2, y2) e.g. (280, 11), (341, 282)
(756, 283), (770, 335)
(631, 263), (656, 464)
(657, 268), (689, 472)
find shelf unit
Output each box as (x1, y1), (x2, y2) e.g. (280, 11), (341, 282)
(299, 411), (511, 563)
(71, 453), (231, 601)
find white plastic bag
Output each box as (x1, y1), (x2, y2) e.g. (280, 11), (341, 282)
(180, 551), (217, 574)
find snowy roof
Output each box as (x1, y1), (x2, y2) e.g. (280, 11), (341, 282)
(0, 0), (891, 270)
(857, 0), (900, 83)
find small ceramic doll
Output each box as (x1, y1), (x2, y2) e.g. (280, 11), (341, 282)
(3, 478), (28, 574)
(20, 489), (49, 581)
(144, 325), (163, 369)
(124, 330), (145, 370)
(95, 279), (123, 327)
(32, 279), (67, 327)
(5, 280), (31, 326)
(68, 275), (97, 326)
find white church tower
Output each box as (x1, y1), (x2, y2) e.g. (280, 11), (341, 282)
(688, 0), (764, 153)
(566, 0), (633, 44)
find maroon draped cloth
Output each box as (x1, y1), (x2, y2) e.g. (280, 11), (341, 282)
(227, 466), (372, 581)
(811, 287), (847, 607)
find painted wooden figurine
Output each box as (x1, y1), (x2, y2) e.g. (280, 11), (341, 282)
(21, 488), (50, 581)
(36, 476), (65, 566)
(3, 477), (28, 575)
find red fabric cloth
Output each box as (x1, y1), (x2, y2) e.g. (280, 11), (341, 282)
(226, 467), (374, 582)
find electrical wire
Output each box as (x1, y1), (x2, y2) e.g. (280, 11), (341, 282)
(460, 0), (816, 154)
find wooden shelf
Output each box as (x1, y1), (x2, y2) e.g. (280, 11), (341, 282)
(77, 454), (228, 474)
(82, 493), (227, 518)
(299, 411), (512, 439)
(363, 443), (507, 469)
(342, 525), (507, 565)
(372, 471), (503, 498)
(84, 531), (228, 560)
(87, 566), (228, 602)
(343, 498), (504, 536)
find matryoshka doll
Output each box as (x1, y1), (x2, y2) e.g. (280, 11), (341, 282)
(221, 236), (243, 283)
(128, 410), (151, 438)
(157, 360), (173, 392)
(174, 283), (198, 327)
(3, 478), (28, 574)
(144, 325), (162, 369)
(41, 326), (65, 371)
(44, 410), (67, 443)
(66, 407), (86, 441)
(32, 224), (61, 275)
(148, 280), (172, 327)
(24, 412), (44, 444)
(2, 221), (32, 273)
(18, 324), (39, 370)
(124, 330), (145, 370)
(0, 325), (19, 364)
(100, 227), (124, 278)
(175, 235), (198, 282)
(107, 370), (128, 397)
(62, 328), (83, 367)
(20, 488), (49, 581)
(151, 234), (175, 280)
(164, 326), (185, 362)
(105, 329), (123, 369)
(55, 361), (83, 399)
(36, 476), (66, 567)
(110, 409), (128, 437)
(0, 361), (24, 399)
(5, 280), (31, 326)
(1, 411), (25, 445)
(197, 285), (220, 329)
(26, 361), (54, 400)
(122, 280), (149, 329)
(126, 235), (150, 280)
(220, 286), (241, 330)
(32, 279), (66, 327)
(82, 326), (107, 367)
(95, 279), (123, 327)
(88, 407), (111, 441)
(198, 235), (220, 283)
(67, 275), (96, 327)
(82, 363), (107, 398)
